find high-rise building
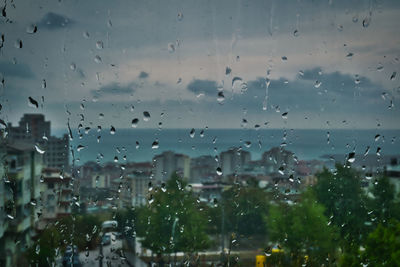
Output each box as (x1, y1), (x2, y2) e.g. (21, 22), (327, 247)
(220, 148), (251, 178)
(6, 114), (69, 170)
(190, 155), (217, 183)
(119, 171), (151, 208)
(262, 147), (295, 175)
(44, 134), (69, 170)
(38, 168), (73, 230)
(153, 151), (190, 181)
(7, 114), (50, 141)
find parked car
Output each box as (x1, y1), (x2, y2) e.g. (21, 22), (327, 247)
(62, 245), (81, 267)
(101, 233), (112, 245)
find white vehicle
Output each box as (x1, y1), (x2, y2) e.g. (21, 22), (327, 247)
(101, 220), (118, 233)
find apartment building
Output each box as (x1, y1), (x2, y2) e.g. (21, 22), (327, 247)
(37, 168), (73, 230)
(7, 114), (69, 171)
(0, 141), (43, 267)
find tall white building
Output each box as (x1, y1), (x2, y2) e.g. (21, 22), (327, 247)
(153, 151), (190, 181)
(119, 171), (151, 208)
(220, 148), (251, 178)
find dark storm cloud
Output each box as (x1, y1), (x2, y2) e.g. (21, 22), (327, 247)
(37, 12), (75, 30)
(92, 82), (138, 97)
(297, 67), (377, 97)
(187, 79), (218, 96)
(138, 71), (149, 79)
(0, 62), (35, 79)
(221, 68), (383, 114)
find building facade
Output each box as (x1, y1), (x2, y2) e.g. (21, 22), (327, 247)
(0, 141), (43, 267)
(38, 168), (73, 230)
(7, 114), (69, 171)
(153, 151), (190, 181)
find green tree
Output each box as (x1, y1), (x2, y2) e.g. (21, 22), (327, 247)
(267, 190), (338, 266)
(314, 165), (368, 250)
(26, 214), (104, 266)
(115, 208), (136, 235)
(26, 227), (62, 266)
(136, 173), (210, 254)
(368, 175), (399, 226)
(221, 185), (269, 236)
(362, 220), (400, 266)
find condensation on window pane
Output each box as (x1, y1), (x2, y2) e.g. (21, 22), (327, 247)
(0, 0), (399, 266)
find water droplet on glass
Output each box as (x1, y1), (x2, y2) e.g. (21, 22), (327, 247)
(132, 118), (139, 128)
(26, 24), (37, 34)
(244, 141), (251, 148)
(83, 31), (90, 39)
(347, 152), (355, 163)
(362, 17), (370, 28)
(376, 147), (381, 156)
(94, 55), (102, 63)
(96, 41), (104, 49)
(232, 77), (243, 88)
(390, 72), (396, 81)
(161, 183), (167, 192)
(281, 112), (288, 119)
(314, 80), (322, 88)
(240, 82), (248, 93)
(189, 128), (195, 138)
(376, 64), (384, 72)
(168, 43), (175, 53)
(293, 29), (299, 37)
(28, 97), (39, 108)
(152, 140), (159, 149)
(363, 146), (370, 157)
(42, 79), (46, 88)
(77, 145), (85, 152)
(14, 39), (22, 48)
(374, 134), (380, 141)
(346, 52), (354, 58)
(200, 129), (205, 138)
(143, 111), (151, 121)
(217, 91), (225, 103)
(352, 15), (358, 23)
(110, 126), (116, 135)
(281, 56), (287, 61)
(70, 63), (76, 71)
(35, 144), (45, 154)
(177, 12), (184, 21)
(216, 167), (222, 176)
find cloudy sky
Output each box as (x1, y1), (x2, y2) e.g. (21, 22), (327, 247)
(0, 0), (399, 132)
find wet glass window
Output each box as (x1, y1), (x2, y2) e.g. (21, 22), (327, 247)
(0, 0), (400, 266)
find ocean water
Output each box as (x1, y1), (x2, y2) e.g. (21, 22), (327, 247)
(66, 129), (400, 166)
